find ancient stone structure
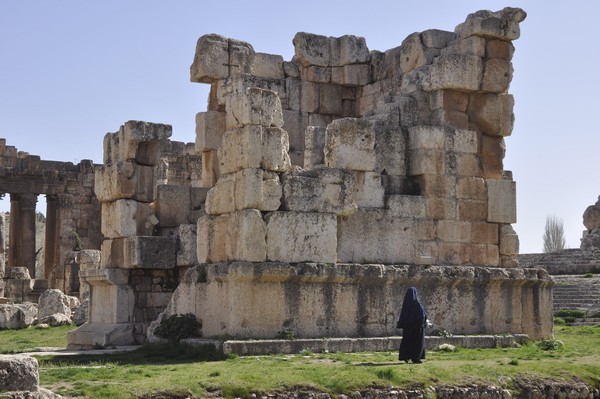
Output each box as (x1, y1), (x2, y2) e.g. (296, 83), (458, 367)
(68, 7), (554, 349)
(0, 140), (102, 296)
(582, 195), (600, 251)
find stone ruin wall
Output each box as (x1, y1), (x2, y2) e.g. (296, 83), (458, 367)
(64, 7), (554, 348)
(191, 8), (523, 268)
(0, 140), (102, 301)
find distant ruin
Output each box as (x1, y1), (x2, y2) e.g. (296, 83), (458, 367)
(1, 7), (555, 349)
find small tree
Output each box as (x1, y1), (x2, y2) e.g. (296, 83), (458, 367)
(543, 215), (566, 253)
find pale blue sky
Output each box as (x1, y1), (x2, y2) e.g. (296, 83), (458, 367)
(1, 1), (598, 254)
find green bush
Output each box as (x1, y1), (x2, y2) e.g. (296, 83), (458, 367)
(154, 313), (202, 342)
(554, 317), (566, 325)
(538, 339), (564, 351)
(276, 329), (297, 340)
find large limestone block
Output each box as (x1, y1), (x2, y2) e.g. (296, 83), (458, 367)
(191, 34), (255, 83)
(106, 236), (177, 269)
(253, 52), (285, 79)
(195, 111), (226, 152)
(262, 127), (292, 172)
(421, 29), (457, 49)
(468, 93), (514, 137)
(101, 200), (154, 239)
(226, 87), (284, 129)
(471, 222), (499, 244)
(38, 289), (72, 321)
(123, 120), (172, 165)
(0, 303), (37, 330)
(448, 129), (478, 154)
(177, 224), (198, 266)
(455, 8), (527, 41)
(197, 210), (267, 263)
(480, 135), (505, 179)
(218, 125), (262, 174)
(470, 244), (499, 266)
(293, 32), (332, 67)
(487, 179), (516, 223)
(408, 149), (445, 176)
(409, 126), (445, 150)
(282, 168), (356, 216)
(331, 64), (370, 87)
(304, 126), (326, 167)
(422, 54), (483, 92)
(0, 354), (39, 392)
(583, 198), (600, 230)
(387, 195), (426, 218)
(206, 169), (281, 215)
(353, 171), (384, 208)
(95, 161), (155, 203)
(441, 36), (486, 57)
(399, 33), (428, 74)
(325, 118), (376, 171)
(266, 212), (337, 263)
(334, 35), (370, 66)
(337, 209), (416, 264)
(155, 185), (191, 227)
(218, 125), (291, 175)
(437, 220), (472, 243)
(499, 224), (519, 255)
(481, 58), (513, 93)
(190, 34), (229, 82)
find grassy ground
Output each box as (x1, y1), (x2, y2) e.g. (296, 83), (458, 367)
(1, 324), (599, 399)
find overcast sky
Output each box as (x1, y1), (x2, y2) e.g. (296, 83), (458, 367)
(1, 1), (598, 254)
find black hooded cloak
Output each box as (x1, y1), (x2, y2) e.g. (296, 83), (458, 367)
(396, 287), (427, 363)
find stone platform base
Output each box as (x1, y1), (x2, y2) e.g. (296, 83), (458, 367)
(150, 262), (554, 342)
(67, 322), (136, 349)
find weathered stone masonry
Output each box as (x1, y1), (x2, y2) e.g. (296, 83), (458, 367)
(68, 7), (553, 349)
(0, 140), (102, 300)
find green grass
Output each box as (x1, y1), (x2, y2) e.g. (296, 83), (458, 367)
(2, 325), (600, 398)
(0, 324), (74, 353)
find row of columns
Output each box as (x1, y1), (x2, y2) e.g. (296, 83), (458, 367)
(3, 193), (72, 281)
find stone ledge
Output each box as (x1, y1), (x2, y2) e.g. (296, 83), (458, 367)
(181, 334), (529, 356)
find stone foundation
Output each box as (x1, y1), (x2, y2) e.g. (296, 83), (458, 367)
(150, 262), (553, 340)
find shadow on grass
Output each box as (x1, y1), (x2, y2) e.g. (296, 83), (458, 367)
(38, 342), (227, 367)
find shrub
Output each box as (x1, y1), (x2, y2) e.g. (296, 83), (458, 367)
(431, 328), (452, 337)
(538, 339), (564, 351)
(554, 317), (566, 325)
(276, 329), (297, 340)
(154, 313), (202, 343)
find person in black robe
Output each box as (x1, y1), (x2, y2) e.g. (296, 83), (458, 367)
(396, 287), (427, 363)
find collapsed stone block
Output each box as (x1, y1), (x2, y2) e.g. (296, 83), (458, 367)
(456, 8), (526, 41)
(422, 54), (483, 92)
(324, 118), (376, 171)
(226, 87), (284, 129)
(102, 236), (177, 269)
(101, 200), (153, 239)
(95, 161), (155, 203)
(337, 209), (416, 264)
(155, 185), (191, 227)
(197, 210), (267, 263)
(195, 110), (226, 152)
(0, 355), (39, 392)
(205, 168), (281, 215)
(282, 168), (356, 216)
(487, 179), (517, 223)
(265, 212), (336, 263)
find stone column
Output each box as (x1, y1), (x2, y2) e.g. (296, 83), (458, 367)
(0, 212), (5, 297)
(44, 195), (59, 280)
(8, 194), (22, 268)
(19, 193), (38, 279)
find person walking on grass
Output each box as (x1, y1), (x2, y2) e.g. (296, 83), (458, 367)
(396, 287), (427, 364)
